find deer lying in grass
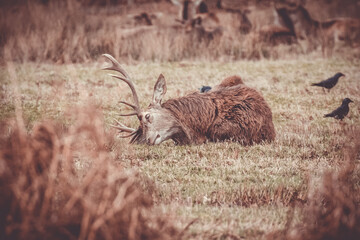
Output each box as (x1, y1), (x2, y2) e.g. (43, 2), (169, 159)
(103, 54), (275, 145)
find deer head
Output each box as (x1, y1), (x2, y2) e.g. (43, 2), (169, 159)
(102, 54), (181, 145)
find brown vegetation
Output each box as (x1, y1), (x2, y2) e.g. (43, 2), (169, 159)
(0, 50), (359, 239)
(268, 127), (360, 240)
(0, 104), (178, 240)
(276, 1), (360, 55)
(1, 0), (359, 63)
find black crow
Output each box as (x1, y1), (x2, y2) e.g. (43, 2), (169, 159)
(199, 85), (212, 93)
(311, 72), (345, 91)
(324, 98), (353, 120)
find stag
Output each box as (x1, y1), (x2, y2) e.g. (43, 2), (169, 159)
(275, 1), (360, 54)
(103, 54), (275, 145)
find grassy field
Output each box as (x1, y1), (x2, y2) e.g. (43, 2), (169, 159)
(1, 56), (360, 239)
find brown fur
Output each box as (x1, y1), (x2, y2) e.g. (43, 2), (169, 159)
(211, 75), (244, 92)
(218, 75), (244, 87)
(258, 25), (297, 45)
(135, 84), (275, 145)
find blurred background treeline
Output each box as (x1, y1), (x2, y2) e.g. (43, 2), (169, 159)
(1, 0), (360, 63)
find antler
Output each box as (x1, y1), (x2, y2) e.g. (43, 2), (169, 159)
(102, 54), (142, 138)
(109, 120), (138, 138)
(102, 54), (142, 117)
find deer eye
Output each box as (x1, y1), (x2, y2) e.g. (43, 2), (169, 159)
(145, 113), (150, 121)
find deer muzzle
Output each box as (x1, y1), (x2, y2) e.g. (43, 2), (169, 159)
(147, 133), (161, 145)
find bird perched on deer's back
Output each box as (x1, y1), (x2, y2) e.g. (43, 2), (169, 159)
(199, 85), (212, 93)
(199, 75), (244, 93)
(324, 98), (353, 120)
(311, 72), (345, 91)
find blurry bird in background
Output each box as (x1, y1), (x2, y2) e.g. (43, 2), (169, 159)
(311, 72), (345, 92)
(199, 85), (212, 93)
(324, 98), (353, 120)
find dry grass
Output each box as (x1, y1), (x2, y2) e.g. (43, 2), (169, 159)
(1, 1), (360, 236)
(1, 55), (359, 239)
(0, 108), (179, 240)
(268, 128), (360, 240)
(1, 1), (227, 63)
(2, 0), (359, 64)
(0, 64), (178, 240)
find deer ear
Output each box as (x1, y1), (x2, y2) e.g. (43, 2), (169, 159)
(152, 74), (167, 106)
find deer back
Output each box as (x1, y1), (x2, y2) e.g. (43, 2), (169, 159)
(160, 84), (275, 145)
